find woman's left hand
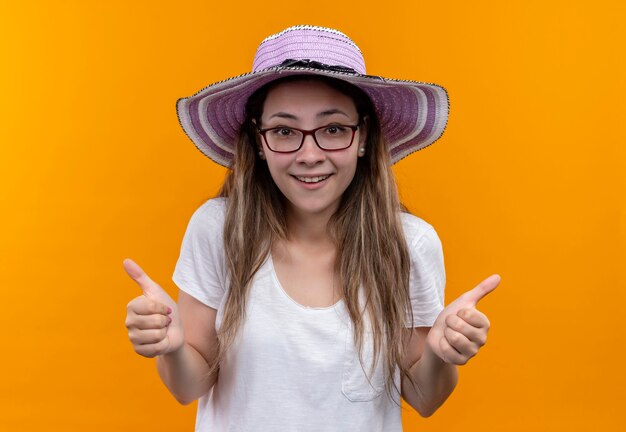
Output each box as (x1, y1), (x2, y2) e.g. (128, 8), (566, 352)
(425, 274), (500, 365)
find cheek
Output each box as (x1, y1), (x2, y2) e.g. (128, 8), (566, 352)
(263, 155), (291, 184)
(335, 155), (360, 186)
(344, 150), (360, 172)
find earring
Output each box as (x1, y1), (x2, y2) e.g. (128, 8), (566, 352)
(258, 151), (265, 159)
(358, 147), (365, 155)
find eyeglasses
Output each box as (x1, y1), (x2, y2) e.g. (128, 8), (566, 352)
(256, 124), (360, 153)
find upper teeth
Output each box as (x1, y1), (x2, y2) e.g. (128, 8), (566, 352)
(296, 175), (330, 183)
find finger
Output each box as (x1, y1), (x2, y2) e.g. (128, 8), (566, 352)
(126, 313), (171, 330)
(130, 327), (169, 345)
(123, 258), (163, 297)
(439, 335), (467, 365)
(127, 297), (170, 316)
(461, 274), (501, 307)
(457, 308), (491, 330)
(444, 327), (478, 359)
(129, 327), (168, 346)
(134, 337), (171, 358)
(445, 313), (487, 346)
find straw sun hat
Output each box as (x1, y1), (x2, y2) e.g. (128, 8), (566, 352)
(176, 25), (449, 167)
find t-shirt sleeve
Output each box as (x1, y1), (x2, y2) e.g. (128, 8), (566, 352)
(405, 224), (446, 328)
(172, 199), (227, 310)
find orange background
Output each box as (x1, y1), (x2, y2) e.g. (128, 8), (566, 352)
(1, 0), (624, 430)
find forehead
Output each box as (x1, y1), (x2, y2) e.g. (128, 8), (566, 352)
(261, 79), (358, 118)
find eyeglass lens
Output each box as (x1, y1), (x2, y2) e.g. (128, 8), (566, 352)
(264, 125), (356, 152)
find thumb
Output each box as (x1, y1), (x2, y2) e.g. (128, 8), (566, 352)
(461, 274), (501, 307)
(123, 258), (163, 297)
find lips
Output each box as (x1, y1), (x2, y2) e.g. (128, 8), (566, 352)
(292, 174), (332, 184)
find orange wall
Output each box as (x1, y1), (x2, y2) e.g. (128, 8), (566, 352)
(1, 1), (624, 430)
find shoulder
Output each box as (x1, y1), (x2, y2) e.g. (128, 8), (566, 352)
(187, 197), (228, 232)
(402, 212), (446, 326)
(400, 211), (445, 272)
(193, 197), (227, 220)
(178, 197), (229, 250)
(173, 197), (229, 309)
(400, 212), (441, 249)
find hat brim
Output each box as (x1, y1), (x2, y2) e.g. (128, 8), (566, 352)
(176, 66), (449, 167)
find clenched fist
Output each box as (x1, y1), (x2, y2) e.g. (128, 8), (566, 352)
(124, 258), (185, 358)
(426, 274), (500, 365)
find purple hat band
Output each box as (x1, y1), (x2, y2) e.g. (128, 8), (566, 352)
(176, 25), (449, 167)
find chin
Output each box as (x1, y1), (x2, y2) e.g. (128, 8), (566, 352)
(287, 198), (341, 217)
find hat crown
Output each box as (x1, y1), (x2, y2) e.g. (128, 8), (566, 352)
(252, 25), (366, 75)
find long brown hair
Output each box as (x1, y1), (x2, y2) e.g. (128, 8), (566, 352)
(211, 74), (416, 402)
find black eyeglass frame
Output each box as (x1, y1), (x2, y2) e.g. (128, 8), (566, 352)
(256, 124), (360, 153)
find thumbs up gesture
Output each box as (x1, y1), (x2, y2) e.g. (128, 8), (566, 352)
(425, 274), (500, 365)
(124, 258), (185, 358)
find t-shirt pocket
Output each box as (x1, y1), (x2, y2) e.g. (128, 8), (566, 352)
(341, 331), (385, 402)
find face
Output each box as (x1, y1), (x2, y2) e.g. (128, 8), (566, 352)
(257, 79), (366, 219)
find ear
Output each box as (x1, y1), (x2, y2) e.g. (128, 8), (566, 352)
(251, 119), (266, 160)
(360, 116), (369, 143)
(357, 116), (369, 157)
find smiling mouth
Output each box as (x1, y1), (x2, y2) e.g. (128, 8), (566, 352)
(293, 174), (332, 184)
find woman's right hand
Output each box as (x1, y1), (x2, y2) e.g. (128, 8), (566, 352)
(124, 258), (185, 358)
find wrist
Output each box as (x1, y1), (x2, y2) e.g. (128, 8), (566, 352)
(160, 341), (186, 361)
(406, 339), (459, 417)
(422, 342), (449, 370)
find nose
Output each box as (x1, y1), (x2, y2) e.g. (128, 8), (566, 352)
(295, 133), (326, 165)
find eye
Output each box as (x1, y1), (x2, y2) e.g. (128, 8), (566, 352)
(270, 127), (295, 137)
(324, 125), (347, 135)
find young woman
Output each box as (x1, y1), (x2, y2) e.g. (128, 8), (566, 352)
(124, 25), (499, 431)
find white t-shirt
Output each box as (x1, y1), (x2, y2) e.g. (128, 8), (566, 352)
(172, 198), (445, 432)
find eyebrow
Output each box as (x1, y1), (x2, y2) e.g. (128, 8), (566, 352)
(267, 109), (352, 121)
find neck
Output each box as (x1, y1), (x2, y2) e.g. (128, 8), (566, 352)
(284, 205), (336, 246)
